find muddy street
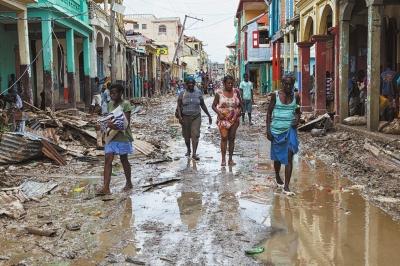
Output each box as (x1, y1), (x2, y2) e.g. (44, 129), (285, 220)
(1, 96), (400, 265)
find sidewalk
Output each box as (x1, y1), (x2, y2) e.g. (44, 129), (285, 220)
(337, 124), (400, 144)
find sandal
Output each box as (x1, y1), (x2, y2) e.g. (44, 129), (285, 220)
(192, 154), (200, 161)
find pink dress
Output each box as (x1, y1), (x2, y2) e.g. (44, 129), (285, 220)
(216, 88), (241, 130)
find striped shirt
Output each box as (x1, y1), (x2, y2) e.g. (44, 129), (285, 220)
(271, 91), (297, 135)
(326, 77), (334, 100)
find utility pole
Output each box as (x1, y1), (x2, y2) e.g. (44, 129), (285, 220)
(110, 0), (116, 82)
(171, 15), (203, 71)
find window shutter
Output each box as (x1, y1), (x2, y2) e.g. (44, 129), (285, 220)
(253, 31), (259, 48)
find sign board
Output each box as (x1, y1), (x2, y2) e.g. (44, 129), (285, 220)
(156, 47), (168, 56)
(112, 3), (126, 14)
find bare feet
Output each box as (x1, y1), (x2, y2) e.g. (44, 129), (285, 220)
(275, 175), (284, 188)
(95, 187), (111, 196)
(192, 154), (200, 161)
(228, 160), (236, 166)
(185, 151), (191, 157)
(122, 183), (133, 192)
(221, 160), (226, 166)
(283, 186), (295, 196)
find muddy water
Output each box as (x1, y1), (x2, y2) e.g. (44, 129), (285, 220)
(85, 98), (400, 265)
(256, 158), (400, 265)
(3, 98), (400, 265)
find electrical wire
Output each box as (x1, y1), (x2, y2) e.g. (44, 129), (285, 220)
(186, 15), (233, 31)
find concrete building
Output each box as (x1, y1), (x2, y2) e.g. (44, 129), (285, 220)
(26, 0), (93, 109)
(0, 0), (36, 104)
(181, 35), (208, 77)
(90, 0), (128, 92)
(337, 0), (400, 131)
(225, 41), (238, 80)
(236, 0), (272, 94)
(124, 14), (184, 80)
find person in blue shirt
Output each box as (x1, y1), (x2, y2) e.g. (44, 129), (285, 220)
(240, 74), (254, 125)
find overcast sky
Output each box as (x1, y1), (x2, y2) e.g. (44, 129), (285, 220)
(124, 0), (239, 63)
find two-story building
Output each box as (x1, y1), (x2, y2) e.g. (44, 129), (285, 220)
(0, 0), (36, 104)
(236, 0), (272, 94)
(124, 14), (184, 81)
(181, 35), (208, 77)
(26, 0), (93, 109)
(89, 1), (128, 96)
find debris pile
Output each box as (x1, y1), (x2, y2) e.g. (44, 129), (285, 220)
(0, 108), (99, 165)
(298, 113), (334, 136)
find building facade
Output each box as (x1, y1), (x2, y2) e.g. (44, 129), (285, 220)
(0, 0), (36, 104)
(124, 14), (184, 80)
(236, 0), (272, 94)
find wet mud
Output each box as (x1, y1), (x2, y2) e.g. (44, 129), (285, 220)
(1, 96), (400, 265)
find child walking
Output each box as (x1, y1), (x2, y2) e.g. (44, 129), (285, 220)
(97, 84), (133, 195)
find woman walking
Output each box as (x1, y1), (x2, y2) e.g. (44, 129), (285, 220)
(266, 74), (300, 195)
(176, 77), (212, 160)
(212, 75), (243, 166)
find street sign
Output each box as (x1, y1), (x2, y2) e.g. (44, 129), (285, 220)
(156, 47), (168, 56)
(112, 3), (126, 14)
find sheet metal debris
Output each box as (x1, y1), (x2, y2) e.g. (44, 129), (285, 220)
(0, 132), (43, 165)
(20, 180), (58, 199)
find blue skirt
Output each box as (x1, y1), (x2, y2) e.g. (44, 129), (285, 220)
(105, 141), (134, 155)
(270, 128), (299, 165)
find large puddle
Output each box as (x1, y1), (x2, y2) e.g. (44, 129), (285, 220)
(2, 98), (400, 265)
(255, 159), (400, 265)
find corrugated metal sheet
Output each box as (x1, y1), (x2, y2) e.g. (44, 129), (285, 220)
(20, 180), (58, 198)
(0, 132), (43, 165)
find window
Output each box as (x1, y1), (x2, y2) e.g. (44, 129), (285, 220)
(142, 24), (147, 29)
(259, 30), (270, 45)
(159, 25), (167, 34)
(194, 44), (199, 51)
(133, 24), (139, 29)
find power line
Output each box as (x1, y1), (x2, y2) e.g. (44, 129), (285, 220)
(186, 15), (233, 31)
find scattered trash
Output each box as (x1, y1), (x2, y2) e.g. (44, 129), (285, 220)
(310, 128), (326, 137)
(125, 256), (146, 265)
(379, 119), (400, 135)
(66, 223), (81, 231)
(25, 227), (57, 237)
(73, 186), (86, 193)
(20, 180), (58, 199)
(343, 115), (367, 126)
(298, 113), (333, 132)
(134, 139), (156, 156)
(245, 246), (265, 255)
(41, 139), (66, 166)
(142, 177), (182, 192)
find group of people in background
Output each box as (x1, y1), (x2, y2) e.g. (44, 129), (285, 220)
(348, 66), (400, 121)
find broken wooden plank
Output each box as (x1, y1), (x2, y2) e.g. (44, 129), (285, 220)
(26, 227), (57, 237)
(41, 140), (67, 166)
(142, 178), (181, 192)
(133, 139), (156, 156)
(46, 107), (63, 128)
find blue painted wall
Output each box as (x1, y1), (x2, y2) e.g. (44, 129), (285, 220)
(0, 25), (17, 92)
